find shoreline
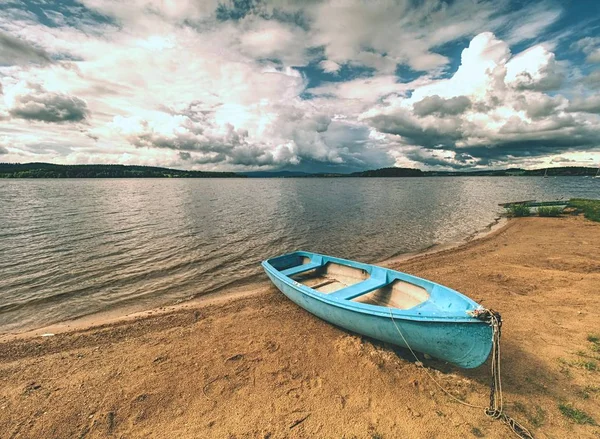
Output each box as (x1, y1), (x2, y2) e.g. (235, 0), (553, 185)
(0, 215), (508, 342)
(1, 215), (599, 438)
(0, 281), (273, 342)
(381, 215), (508, 266)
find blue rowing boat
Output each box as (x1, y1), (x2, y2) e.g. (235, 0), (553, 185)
(262, 251), (493, 368)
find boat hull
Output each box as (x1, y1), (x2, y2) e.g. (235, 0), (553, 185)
(263, 266), (492, 369)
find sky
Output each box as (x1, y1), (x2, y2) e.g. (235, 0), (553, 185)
(0, 0), (599, 173)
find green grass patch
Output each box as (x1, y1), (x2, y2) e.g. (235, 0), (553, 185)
(559, 355), (599, 371)
(538, 206), (563, 217)
(470, 426), (484, 437)
(568, 199), (600, 222)
(530, 406), (546, 428)
(576, 350), (600, 361)
(523, 375), (549, 393)
(557, 357), (572, 377)
(577, 386), (600, 399)
(587, 334), (600, 344)
(558, 403), (597, 425)
(577, 360), (598, 371)
(514, 402), (547, 428)
(508, 204), (531, 217)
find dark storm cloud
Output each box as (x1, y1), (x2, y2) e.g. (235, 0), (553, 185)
(567, 96), (600, 114)
(466, 114), (600, 162)
(10, 87), (89, 123)
(129, 121), (245, 153)
(514, 94), (561, 119)
(178, 151), (228, 165)
(458, 133), (598, 164)
(0, 32), (53, 66)
(193, 153), (228, 164)
(0, 145), (8, 154)
(404, 149), (477, 169)
(177, 144), (275, 167)
(509, 69), (564, 91)
(368, 110), (463, 149)
(229, 144), (276, 166)
(413, 95), (471, 117)
(368, 106), (600, 168)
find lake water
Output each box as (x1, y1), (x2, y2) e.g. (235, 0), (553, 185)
(0, 177), (597, 333)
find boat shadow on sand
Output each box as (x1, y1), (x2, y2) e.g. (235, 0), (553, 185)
(332, 325), (564, 406)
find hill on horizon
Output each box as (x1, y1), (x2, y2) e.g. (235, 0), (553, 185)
(1, 162), (598, 178)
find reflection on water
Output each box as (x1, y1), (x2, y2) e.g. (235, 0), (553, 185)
(0, 177), (597, 332)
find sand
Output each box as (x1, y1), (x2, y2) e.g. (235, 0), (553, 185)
(1, 215), (599, 439)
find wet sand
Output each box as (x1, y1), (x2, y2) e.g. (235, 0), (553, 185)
(1, 216), (599, 438)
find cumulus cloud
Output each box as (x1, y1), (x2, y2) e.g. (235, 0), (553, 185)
(567, 96), (600, 114)
(109, 99), (393, 170)
(505, 45), (563, 91)
(319, 60), (341, 74)
(413, 96), (471, 117)
(113, 112), (247, 153)
(361, 32), (600, 168)
(0, 31), (52, 66)
(408, 32), (511, 103)
(0, 1), (597, 170)
(514, 93), (564, 119)
(7, 84), (89, 123)
(238, 18), (309, 65)
(367, 108), (464, 150)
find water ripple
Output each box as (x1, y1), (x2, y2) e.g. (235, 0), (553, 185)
(0, 177), (597, 332)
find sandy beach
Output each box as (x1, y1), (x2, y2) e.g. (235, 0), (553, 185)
(1, 215), (599, 438)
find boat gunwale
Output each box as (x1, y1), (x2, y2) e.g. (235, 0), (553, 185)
(262, 251), (485, 324)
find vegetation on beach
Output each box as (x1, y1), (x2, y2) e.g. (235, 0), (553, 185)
(537, 206), (563, 217)
(470, 427), (485, 437)
(513, 402), (547, 428)
(558, 403), (596, 425)
(576, 385), (600, 399)
(568, 199), (600, 222)
(504, 199), (600, 221)
(558, 333), (600, 396)
(507, 204), (531, 217)
(577, 360), (598, 371)
(586, 335), (600, 356)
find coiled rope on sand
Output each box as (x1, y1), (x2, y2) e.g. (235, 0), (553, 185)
(389, 308), (534, 439)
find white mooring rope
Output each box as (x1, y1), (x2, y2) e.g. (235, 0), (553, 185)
(389, 308), (534, 439)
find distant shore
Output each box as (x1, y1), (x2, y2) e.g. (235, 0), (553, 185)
(1, 215), (599, 438)
(1, 162), (598, 178)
